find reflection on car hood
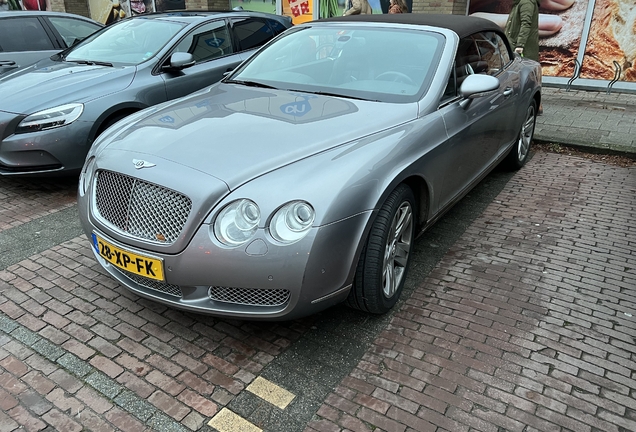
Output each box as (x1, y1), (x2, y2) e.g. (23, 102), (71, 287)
(105, 84), (419, 189)
(0, 59), (135, 115)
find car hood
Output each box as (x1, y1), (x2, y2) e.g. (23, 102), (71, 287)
(0, 59), (135, 115)
(104, 83), (419, 190)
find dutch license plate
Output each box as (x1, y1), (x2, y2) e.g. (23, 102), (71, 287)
(92, 233), (164, 281)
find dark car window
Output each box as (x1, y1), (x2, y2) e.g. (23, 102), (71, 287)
(174, 20), (233, 63)
(456, 37), (483, 78)
(444, 35), (486, 100)
(453, 32), (507, 86)
(231, 17), (273, 52)
(0, 17), (55, 52)
(497, 33), (512, 66)
(267, 18), (288, 37)
(473, 32), (503, 75)
(47, 17), (102, 48)
(443, 31), (511, 101)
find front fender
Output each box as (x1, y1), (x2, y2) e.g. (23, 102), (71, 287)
(204, 110), (448, 260)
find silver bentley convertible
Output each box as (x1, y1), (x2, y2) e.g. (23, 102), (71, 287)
(78, 14), (541, 320)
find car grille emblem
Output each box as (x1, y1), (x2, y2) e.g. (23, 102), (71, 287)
(133, 159), (156, 169)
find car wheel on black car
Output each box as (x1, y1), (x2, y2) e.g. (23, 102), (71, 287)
(347, 184), (416, 314)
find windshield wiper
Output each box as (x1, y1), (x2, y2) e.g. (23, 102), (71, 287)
(225, 79), (277, 89)
(65, 59), (113, 67)
(286, 89), (379, 102)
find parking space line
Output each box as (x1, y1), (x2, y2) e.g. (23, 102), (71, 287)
(245, 376), (296, 410)
(208, 408), (262, 432)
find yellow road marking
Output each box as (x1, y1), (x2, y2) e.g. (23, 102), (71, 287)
(246, 376), (295, 410)
(208, 408), (262, 432)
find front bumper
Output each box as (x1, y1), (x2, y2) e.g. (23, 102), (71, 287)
(81, 211), (373, 321)
(0, 113), (92, 175)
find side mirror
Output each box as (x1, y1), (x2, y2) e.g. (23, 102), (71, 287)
(164, 52), (195, 71)
(459, 74), (499, 99)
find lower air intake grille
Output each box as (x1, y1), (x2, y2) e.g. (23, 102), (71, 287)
(208, 286), (290, 307)
(120, 270), (182, 298)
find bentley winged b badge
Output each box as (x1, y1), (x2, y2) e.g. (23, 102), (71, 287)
(133, 159), (156, 169)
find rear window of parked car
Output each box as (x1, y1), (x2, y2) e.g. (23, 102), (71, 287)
(231, 17), (275, 52)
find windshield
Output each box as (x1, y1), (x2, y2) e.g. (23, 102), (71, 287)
(227, 26), (445, 103)
(65, 19), (186, 66)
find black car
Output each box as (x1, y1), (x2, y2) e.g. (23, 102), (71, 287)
(0, 11), (103, 77)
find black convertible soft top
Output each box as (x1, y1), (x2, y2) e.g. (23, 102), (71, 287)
(317, 13), (502, 39)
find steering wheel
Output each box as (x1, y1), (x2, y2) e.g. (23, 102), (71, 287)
(375, 71), (414, 85)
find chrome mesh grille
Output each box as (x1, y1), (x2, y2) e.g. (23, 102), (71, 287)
(209, 286), (291, 307)
(120, 270), (183, 298)
(95, 170), (192, 244)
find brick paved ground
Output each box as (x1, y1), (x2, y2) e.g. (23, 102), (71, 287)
(306, 152), (636, 432)
(0, 177), (77, 233)
(1, 150), (635, 432)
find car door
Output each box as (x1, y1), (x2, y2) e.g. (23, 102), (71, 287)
(230, 17), (276, 62)
(437, 31), (518, 211)
(44, 16), (102, 49)
(162, 19), (244, 100)
(0, 15), (58, 77)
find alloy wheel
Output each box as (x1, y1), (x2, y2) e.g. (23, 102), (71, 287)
(517, 104), (536, 162)
(382, 201), (413, 298)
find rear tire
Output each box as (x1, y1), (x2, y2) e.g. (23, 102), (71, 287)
(346, 184), (416, 314)
(504, 100), (536, 170)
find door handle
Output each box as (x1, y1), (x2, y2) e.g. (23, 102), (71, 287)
(0, 60), (17, 67)
(503, 88), (513, 97)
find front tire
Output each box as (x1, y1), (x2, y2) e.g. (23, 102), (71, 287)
(347, 184), (416, 314)
(504, 99), (536, 170)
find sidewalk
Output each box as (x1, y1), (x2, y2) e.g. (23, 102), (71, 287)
(535, 86), (636, 156)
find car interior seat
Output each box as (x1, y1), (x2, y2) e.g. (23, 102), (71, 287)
(455, 36), (485, 87)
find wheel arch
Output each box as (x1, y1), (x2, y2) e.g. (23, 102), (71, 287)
(533, 90), (541, 113)
(89, 102), (147, 144)
(346, 181), (420, 314)
(347, 171), (432, 288)
(400, 174), (431, 234)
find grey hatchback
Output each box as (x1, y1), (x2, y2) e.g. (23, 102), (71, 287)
(0, 11), (102, 78)
(0, 10), (292, 175)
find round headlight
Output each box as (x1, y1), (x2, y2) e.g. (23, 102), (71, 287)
(214, 199), (260, 246)
(270, 201), (315, 244)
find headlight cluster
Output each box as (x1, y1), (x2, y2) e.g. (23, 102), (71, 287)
(16, 103), (84, 133)
(214, 199), (315, 247)
(270, 201), (315, 244)
(79, 156), (96, 195)
(214, 199), (260, 246)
